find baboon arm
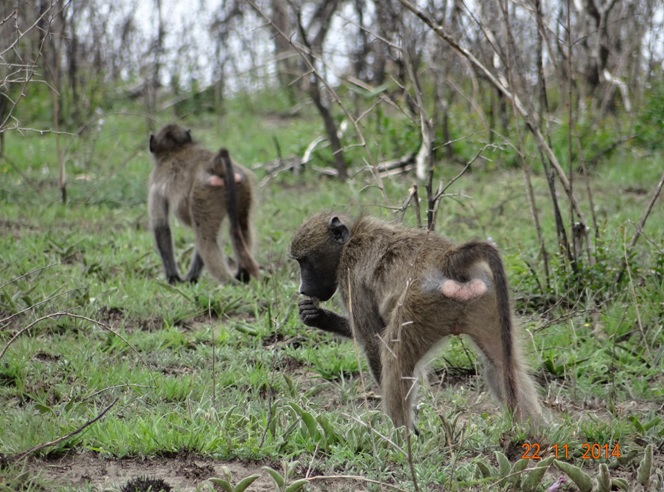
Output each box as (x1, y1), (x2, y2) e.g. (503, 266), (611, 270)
(298, 298), (352, 338)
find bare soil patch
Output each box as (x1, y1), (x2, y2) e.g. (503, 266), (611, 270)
(30, 452), (274, 491)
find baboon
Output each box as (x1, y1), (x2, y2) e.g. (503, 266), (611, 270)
(289, 212), (542, 430)
(148, 124), (259, 284)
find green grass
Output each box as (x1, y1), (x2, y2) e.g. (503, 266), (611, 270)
(0, 92), (663, 491)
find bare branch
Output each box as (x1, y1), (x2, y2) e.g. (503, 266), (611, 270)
(9, 398), (119, 463)
(398, 0), (585, 223)
(615, 171), (664, 286)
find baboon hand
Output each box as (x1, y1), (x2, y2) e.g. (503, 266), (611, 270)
(298, 298), (353, 338)
(298, 297), (325, 328)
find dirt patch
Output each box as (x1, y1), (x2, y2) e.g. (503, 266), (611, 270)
(27, 453), (375, 491)
(30, 453), (275, 491)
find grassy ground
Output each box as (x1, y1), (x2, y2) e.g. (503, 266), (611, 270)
(0, 95), (663, 491)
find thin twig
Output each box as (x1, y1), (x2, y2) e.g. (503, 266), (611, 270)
(432, 144), (494, 202)
(248, 0), (388, 202)
(0, 287), (74, 328)
(304, 474), (407, 491)
(398, 0), (585, 223)
(615, 171), (664, 285)
(10, 398), (119, 462)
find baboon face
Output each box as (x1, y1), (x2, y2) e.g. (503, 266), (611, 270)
(290, 213), (350, 302)
(149, 124), (193, 155)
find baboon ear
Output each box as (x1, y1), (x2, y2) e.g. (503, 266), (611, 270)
(149, 134), (155, 153)
(329, 216), (350, 244)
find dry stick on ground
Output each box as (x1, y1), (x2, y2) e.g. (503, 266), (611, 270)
(0, 288), (74, 328)
(615, 171), (664, 286)
(398, 0), (585, 224)
(9, 398), (119, 463)
(304, 475), (407, 491)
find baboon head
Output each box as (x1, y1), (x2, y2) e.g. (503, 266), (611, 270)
(289, 212), (351, 301)
(149, 124), (193, 155)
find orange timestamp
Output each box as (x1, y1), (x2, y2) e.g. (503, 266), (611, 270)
(521, 442), (622, 461)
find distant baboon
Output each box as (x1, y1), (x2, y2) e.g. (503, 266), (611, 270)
(148, 124), (259, 284)
(290, 212), (542, 430)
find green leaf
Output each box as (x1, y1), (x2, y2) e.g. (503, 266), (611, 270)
(597, 463), (611, 492)
(208, 478), (233, 492)
(474, 460), (493, 479)
(35, 403), (52, 414)
(637, 443), (653, 487)
(262, 466), (285, 488)
(233, 323), (258, 336)
(495, 451), (510, 478)
(283, 375), (297, 398)
(234, 474), (261, 492)
(643, 416), (662, 431)
(285, 479), (309, 492)
(316, 414), (339, 443)
(521, 456), (554, 492)
(554, 460), (593, 492)
(290, 402), (321, 441)
(510, 458), (529, 486)
(610, 478), (629, 490)
(630, 415), (645, 433)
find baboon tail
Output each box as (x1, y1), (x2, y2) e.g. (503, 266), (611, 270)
(216, 148), (238, 231)
(446, 241), (518, 412)
(216, 148), (258, 282)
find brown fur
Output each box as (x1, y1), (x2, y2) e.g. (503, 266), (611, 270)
(290, 212), (542, 429)
(148, 124), (259, 284)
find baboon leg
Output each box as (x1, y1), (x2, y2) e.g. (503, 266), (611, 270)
(350, 294), (386, 384)
(149, 191), (181, 283)
(230, 196), (259, 282)
(363, 337), (383, 385)
(191, 202), (236, 284)
(238, 198), (253, 251)
(380, 309), (434, 429)
(513, 366), (542, 423)
(154, 225), (181, 284)
(464, 315), (542, 423)
(184, 250), (204, 283)
(475, 348), (541, 423)
(194, 232), (236, 283)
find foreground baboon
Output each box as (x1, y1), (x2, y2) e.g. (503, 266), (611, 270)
(290, 212), (542, 430)
(148, 124), (259, 284)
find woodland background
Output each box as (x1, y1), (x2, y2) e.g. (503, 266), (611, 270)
(0, 1), (663, 491)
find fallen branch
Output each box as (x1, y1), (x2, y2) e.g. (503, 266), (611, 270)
(9, 398), (119, 462)
(376, 152), (415, 172)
